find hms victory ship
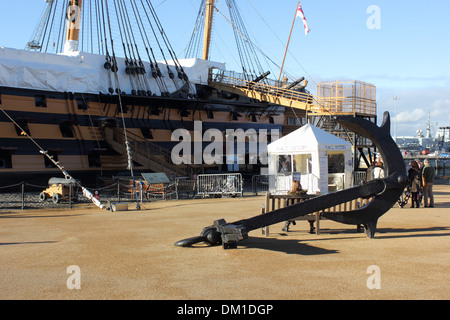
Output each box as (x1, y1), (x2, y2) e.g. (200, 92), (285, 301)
(0, 0), (378, 185)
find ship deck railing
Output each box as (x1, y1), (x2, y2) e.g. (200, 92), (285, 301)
(208, 69), (377, 117)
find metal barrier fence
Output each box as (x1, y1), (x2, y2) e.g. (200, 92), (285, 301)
(0, 181), (132, 210)
(0, 178), (199, 210)
(0, 172), (371, 210)
(0, 182), (45, 210)
(197, 174), (243, 198)
(252, 175), (269, 196)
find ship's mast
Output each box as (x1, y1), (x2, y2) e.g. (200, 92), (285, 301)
(64, 0), (83, 54)
(426, 112), (432, 139)
(202, 0), (215, 60)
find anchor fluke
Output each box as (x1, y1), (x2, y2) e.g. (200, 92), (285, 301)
(174, 220), (248, 249)
(214, 219), (249, 249)
(174, 226), (222, 247)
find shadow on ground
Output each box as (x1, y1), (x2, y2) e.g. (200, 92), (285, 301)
(0, 241), (58, 246)
(240, 236), (339, 255)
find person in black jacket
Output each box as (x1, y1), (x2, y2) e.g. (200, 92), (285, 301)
(408, 160), (422, 208)
(422, 158), (435, 207)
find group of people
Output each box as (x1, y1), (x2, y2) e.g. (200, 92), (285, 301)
(408, 158), (435, 208)
(366, 156), (436, 208)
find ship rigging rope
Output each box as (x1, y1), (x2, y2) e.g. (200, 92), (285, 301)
(30, 0), (190, 80)
(103, 6), (132, 152)
(215, 2), (333, 118)
(227, 0), (266, 79)
(0, 107), (105, 210)
(185, 0), (207, 59)
(104, 0), (142, 210)
(187, 0), (317, 90)
(19, 0), (199, 210)
(188, 0), (278, 83)
(244, 0), (320, 94)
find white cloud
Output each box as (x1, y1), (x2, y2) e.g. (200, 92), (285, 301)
(306, 72), (449, 138)
(395, 109), (427, 123)
(376, 85), (450, 136)
(430, 99), (450, 120)
(362, 74), (450, 89)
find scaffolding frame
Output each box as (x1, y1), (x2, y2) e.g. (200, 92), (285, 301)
(314, 80), (377, 117)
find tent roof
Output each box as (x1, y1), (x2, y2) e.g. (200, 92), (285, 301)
(268, 124), (351, 153)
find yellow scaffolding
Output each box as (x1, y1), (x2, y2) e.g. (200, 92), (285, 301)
(315, 80), (377, 117)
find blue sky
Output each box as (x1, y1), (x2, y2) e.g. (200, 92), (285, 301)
(1, 0), (449, 138)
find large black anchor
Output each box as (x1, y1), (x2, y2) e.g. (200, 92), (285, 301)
(175, 112), (408, 249)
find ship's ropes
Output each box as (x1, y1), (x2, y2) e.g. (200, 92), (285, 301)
(26, 0), (191, 94)
(185, 0), (208, 59)
(0, 107), (104, 209)
(26, 0), (197, 208)
(226, 0), (266, 79)
(186, 0), (272, 82)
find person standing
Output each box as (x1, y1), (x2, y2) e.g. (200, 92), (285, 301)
(373, 157), (385, 179)
(408, 160), (422, 208)
(422, 159), (435, 208)
(415, 158), (423, 171)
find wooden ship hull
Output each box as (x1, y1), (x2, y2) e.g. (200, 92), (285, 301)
(0, 0), (378, 186)
(0, 0), (286, 185)
(0, 68), (285, 184)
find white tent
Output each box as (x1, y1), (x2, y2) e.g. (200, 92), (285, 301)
(267, 124), (353, 195)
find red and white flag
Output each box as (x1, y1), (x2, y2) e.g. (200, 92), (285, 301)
(296, 2), (310, 36)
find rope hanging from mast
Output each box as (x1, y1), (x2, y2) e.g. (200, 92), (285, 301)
(226, 0), (265, 79)
(103, 0), (141, 210)
(185, 0), (269, 82)
(25, 0), (197, 210)
(0, 107), (105, 210)
(185, 0), (207, 59)
(28, 1), (190, 90)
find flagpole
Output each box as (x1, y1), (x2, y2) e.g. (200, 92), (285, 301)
(278, 2), (300, 82)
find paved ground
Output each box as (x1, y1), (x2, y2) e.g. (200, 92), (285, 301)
(1, 183), (449, 300)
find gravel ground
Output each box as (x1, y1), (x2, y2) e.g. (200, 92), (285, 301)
(0, 183), (449, 300)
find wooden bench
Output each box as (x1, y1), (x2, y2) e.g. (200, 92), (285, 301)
(145, 183), (173, 200)
(261, 193), (320, 236)
(261, 193), (372, 236)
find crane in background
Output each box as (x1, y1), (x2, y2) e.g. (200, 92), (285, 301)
(26, 0), (54, 51)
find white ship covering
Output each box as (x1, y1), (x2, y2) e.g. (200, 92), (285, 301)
(0, 47), (225, 95)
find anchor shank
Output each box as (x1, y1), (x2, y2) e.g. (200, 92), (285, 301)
(235, 179), (386, 232)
